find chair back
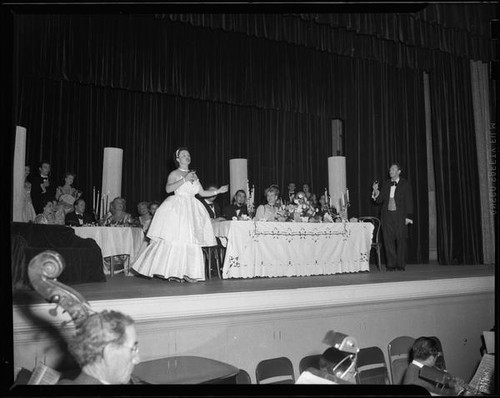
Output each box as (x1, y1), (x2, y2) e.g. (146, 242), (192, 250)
(298, 354), (322, 374)
(387, 336), (415, 385)
(235, 369), (252, 384)
(358, 216), (381, 244)
(255, 357), (295, 384)
(428, 336), (446, 370)
(355, 346), (390, 385)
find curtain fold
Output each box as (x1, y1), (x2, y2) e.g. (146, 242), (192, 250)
(470, 60), (495, 264)
(428, 55), (483, 265)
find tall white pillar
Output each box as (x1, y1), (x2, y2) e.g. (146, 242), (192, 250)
(328, 156), (346, 211)
(229, 158), (248, 200)
(13, 126), (27, 222)
(101, 147), (123, 212)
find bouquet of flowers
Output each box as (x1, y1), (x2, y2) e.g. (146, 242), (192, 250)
(277, 191), (318, 222)
(246, 181), (255, 217)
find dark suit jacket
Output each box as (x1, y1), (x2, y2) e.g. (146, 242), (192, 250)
(28, 174), (56, 213)
(402, 363), (454, 395)
(375, 177), (413, 228)
(223, 204), (249, 220)
(198, 198), (222, 219)
(65, 211), (96, 226)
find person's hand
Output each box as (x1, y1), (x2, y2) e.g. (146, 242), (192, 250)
(372, 181), (379, 191)
(218, 185), (229, 194)
(405, 218), (413, 225)
(450, 377), (466, 395)
(185, 171), (197, 182)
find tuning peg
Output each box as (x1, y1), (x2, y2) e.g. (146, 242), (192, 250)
(48, 305), (59, 317)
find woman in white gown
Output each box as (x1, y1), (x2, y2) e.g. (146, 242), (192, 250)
(132, 147), (228, 282)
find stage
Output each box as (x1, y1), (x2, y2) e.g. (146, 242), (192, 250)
(12, 263), (495, 384)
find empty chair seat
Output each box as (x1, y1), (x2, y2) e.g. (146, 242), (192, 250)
(298, 354), (322, 374)
(356, 346), (390, 385)
(235, 369), (252, 384)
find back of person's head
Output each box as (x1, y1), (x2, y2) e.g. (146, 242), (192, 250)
(68, 310), (134, 368)
(412, 336), (440, 361)
(319, 347), (357, 380)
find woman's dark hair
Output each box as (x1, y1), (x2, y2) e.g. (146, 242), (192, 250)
(412, 337), (440, 361)
(148, 201), (160, 211)
(173, 147), (189, 167)
(41, 197), (54, 210)
(232, 189), (247, 204)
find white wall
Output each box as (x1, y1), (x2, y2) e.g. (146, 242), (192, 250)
(12, 276), (494, 383)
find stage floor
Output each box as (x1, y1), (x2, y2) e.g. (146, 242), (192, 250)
(13, 263), (495, 305)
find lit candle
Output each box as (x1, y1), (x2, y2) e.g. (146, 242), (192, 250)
(93, 186), (96, 212)
(346, 189), (349, 203)
(101, 197), (105, 220)
(96, 190), (100, 217)
(341, 192), (345, 207)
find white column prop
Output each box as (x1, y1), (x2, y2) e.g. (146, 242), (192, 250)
(12, 126), (27, 222)
(229, 158), (248, 199)
(328, 156), (347, 212)
(101, 147), (123, 207)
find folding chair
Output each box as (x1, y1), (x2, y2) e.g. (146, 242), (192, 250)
(255, 357), (295, 384)
(356, 346), (390, 384)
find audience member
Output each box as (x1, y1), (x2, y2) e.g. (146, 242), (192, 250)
(55, 172), (82, 214)
(255, 186), (279, 221)
(52, 200), (67, 225)
(286, 181), (296, 204)
(102, 197), (133, 226)
(29, 160), (56, 214)
(402, 336), (464, 395)
(148, 201), (160, 216)
(136, 201), (152, 232)
(66, 198), (96, 226)
(198, 184), (226, 222)
(58, 310), (140, 384)
(223, 189), (249, 220)
(302, 183), (317, 206)
(34, 198), (57, 224)
(22, 165), (36, 222)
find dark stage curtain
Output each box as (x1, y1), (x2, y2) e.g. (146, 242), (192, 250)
(428, 55), (483, 265)
(15, 12), (490, 265)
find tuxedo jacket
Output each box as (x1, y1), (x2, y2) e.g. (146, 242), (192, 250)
(374, 178), (413, 225)
(197, 197), (222, 219)
(223, 204), (249, 220)
(65, 211), (96, 226)
(28, 174), (56, 213)
(402, 363), (454, 395)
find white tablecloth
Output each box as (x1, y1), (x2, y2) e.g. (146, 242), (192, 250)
(212, 221), (374, 279)
(72, 226), (145, 263)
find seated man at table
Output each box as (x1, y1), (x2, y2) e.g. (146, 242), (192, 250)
(223, 189), (249, 220)
(197, 184), (226, 222)
(66, 198), (96, 226)
(59, 310), (141, 384)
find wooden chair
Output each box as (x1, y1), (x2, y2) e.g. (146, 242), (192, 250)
(298, 354), (322, 374)
(387, 336), (415, 384)
(358, 216), (382, 271)
(355, 346), (390, 385)
(255, 357), (295, 384)
(202, 246), (223, 279)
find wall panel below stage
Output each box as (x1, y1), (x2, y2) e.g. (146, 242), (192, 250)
(12, 276), (494, 383)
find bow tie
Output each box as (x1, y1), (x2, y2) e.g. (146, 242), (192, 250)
(391, 181), (398, 186)
(76, 213), (83, 218)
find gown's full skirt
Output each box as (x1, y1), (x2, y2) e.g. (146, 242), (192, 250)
(131, 180), (216, 280)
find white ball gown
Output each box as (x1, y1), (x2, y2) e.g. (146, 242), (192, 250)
(131, 179), (216, 281)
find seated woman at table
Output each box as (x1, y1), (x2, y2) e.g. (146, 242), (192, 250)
(136, 201), (152, 232)
(223, 189), (249, 220)
(255, 186), (279, 221)
(55, 172), (82, 214)
(102, 197), (133, 226)
(302, 183), (317, 206)
(34, 198), (57, 224)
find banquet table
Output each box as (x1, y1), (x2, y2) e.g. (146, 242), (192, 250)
(72, 226), (145, 275)
(212, 220), (374, 279)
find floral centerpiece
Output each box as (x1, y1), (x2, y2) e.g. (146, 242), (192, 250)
(277, 191), (318, 222)
(246, 181), (255, 218)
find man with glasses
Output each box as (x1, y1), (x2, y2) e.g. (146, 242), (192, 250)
(58, 310), (140, 384)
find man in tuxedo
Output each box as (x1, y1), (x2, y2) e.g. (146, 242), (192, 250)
(29, 160), (56, 214)
(403, 337), (464, 395)
(371, 163), (413, 271)
(286, 181), (296, 204)
(198, 184), (225, 222)
(65, 199), (96, 226)
(223, 189), (249, 220)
